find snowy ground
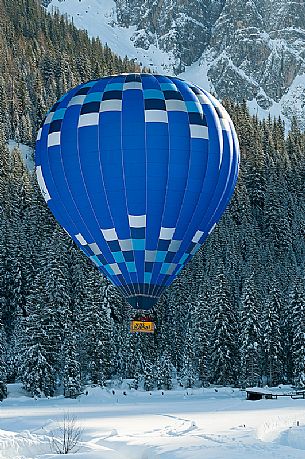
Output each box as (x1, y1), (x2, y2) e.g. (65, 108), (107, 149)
(1, 384), (305, 458)
(8, 140), (34, 171)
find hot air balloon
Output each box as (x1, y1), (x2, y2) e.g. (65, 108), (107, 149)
(35, 73), (239, 325)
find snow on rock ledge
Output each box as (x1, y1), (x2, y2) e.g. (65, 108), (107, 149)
(45, 0), (305, 129)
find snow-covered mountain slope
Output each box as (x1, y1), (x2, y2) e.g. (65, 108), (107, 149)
(46, 0), (305, 128)
(47, 0), (175, 73)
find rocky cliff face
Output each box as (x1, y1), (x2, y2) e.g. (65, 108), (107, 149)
(115, 0), (224, 72)
(207, 0), (305, 113)
(45, 0), (305, 127)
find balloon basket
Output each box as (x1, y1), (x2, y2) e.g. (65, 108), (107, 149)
(130, 311), (155, 334)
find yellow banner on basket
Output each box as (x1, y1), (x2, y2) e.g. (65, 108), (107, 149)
(130, 321), (155, 333)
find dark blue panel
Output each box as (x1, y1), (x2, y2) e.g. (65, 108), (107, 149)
(145, 99), (166, 110)
(80, 101), (100, 114)
(49, 119), (62, 133)
(103, 90), (122, 100)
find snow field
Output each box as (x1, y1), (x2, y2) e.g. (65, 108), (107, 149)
(47, 0), (175, 74)
(1, 384), (305, 458)
(8, 141), (34, 171)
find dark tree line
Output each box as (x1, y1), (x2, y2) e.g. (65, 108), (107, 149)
(0, 0), (304, 399)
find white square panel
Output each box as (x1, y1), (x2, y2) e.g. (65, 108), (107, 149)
(145, 110), (168, 123)
(166, 263), (177, 275)
(220, 118), (231, 131)
(78, 112), (99, 127)
(124, 82), (142, 90)
(109, 263), (122, 275)
(47, 132), (61, 147)
(165, 100), (186, 111)
(119, 239), (133, 251)
(75, 233), (87, 245)
(101, 228), (118, 241)
(88, 242), (102, 255)
(168, 240), (181, 252)
(36, 166), (51, 202)
(192, 230), (204, 243)
(145, 250), (156, 262)
(197, 94), (209, 104)
(128, 214), (146, 228)
(160, 227), (175, 240)
(45, 112), (54, 124)
(68, 95), (86, 106)
(100, 100), (122, 112)
(190, 125), (209, 139)
(191, 243), (201, 255)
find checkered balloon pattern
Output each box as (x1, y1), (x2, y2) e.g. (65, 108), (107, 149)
(35, 74), (240, 310)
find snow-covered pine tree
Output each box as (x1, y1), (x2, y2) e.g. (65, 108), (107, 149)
(180, 342), (198, 388)
(62, 324), (82, 398)
(111, 316), (131, 383)
(155, 349), (173, 390)
(0, 319), (7, 400)
(20, 234), (70, 397)
(262, 283), (283, 386)
(5, 316), (26, 383)
(194, 286), (210, 386)
(164, 267), (196, 373)
(143, 360), (156, 391)
(264, 169), (292, 257)
(179, 299), (201, 389)
(209, 268), (239, 386)
(290, 276), (305, 387)
(133, 342), (146, 390)
(244, 122), (266, 214)
(239, 274), (261, 387)
(79, 269), (114, 386)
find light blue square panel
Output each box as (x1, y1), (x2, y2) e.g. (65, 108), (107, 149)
(113, 252), (125, 263)
(160, 263), (171, 274)
(176, 265), (184, 274)
(90, 255), (103, 267)
(85, 92), (104, 103)
(179, 253), (189, 264)
(52, 108), (67, 120)
(132, 239), (145, 250)
(144, 89), (164, 99)
(126, 262), (137, 272)
(160, 83), (177, 91)
(144, 272), (152, 283)
(105, 265), (114, 275)
(185, 101), (202, 112)
(155, 251), (167, 262)
(106, 83), (124, 91)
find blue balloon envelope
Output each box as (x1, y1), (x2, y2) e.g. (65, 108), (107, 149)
(35, 74), (239, 310)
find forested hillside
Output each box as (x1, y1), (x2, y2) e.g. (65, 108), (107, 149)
(0, 0), (304, 399)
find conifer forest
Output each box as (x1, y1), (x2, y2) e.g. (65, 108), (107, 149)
(0, 0), (304, 400)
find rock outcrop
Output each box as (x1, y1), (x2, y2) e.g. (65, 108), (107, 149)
(44, 0), (305, 127)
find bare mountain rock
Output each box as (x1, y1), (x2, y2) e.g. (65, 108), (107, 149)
(44, 0), (305, 127)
